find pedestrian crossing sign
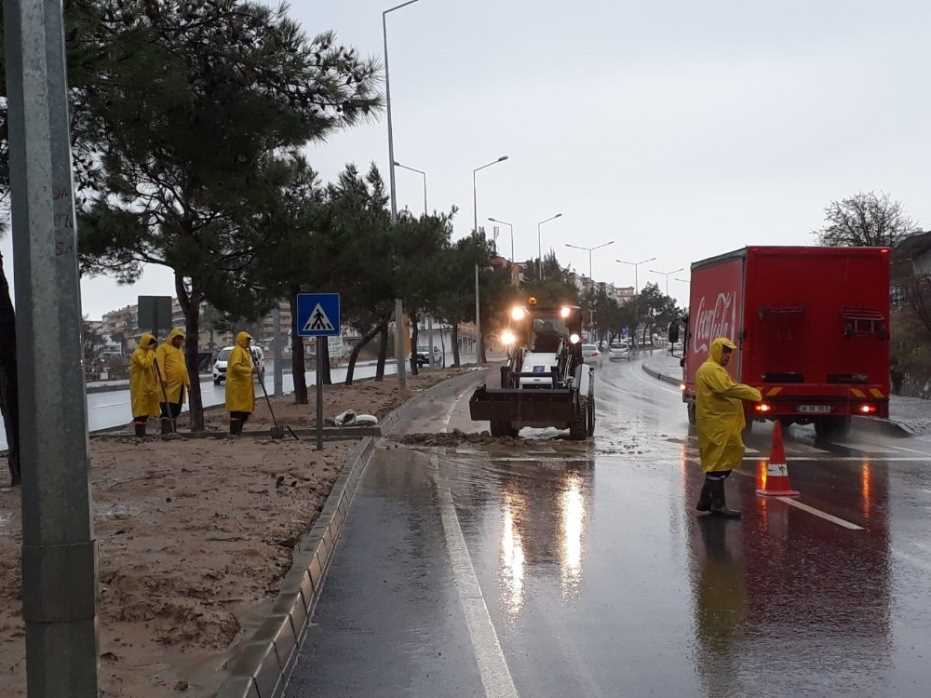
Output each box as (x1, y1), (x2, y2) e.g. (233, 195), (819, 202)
(296, 293), (341, 338)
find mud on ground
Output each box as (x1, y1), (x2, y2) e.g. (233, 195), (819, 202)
(0, 438), (351, 697)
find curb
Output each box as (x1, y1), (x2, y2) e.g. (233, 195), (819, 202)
(641, 362), (682, 388)
(379, 366), (492, 436)
(89, 425), (381, 442)
(641, 363), (915, 438)
(216, 436), (377, 698)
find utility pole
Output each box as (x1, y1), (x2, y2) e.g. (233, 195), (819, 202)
(272, 304), (283, 397)
(537, 212), (564, 280)
(395, 298), (407, 389)
(475, 265), (481, 364)
(3, 0), (99, 694)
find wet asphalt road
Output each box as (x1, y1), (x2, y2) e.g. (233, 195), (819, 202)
(285, 356), (931, 697)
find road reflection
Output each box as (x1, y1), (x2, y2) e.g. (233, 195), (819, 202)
(493, 461), (594, 619)
(686, 452), (893, 693)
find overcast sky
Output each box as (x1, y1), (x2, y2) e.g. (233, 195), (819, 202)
(4, 0), (929, 318)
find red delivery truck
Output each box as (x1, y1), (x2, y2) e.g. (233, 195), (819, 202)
(682, 246), (890, 437)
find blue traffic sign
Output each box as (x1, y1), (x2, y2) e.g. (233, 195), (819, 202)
(296, 293), (341, 338)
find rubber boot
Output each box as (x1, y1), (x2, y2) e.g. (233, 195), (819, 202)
(134, 421), (147, 437)
(696, 479), (713, 512)
(161, 418), (172, 435)
(230, 417), (242, 435)
(710, 478), (741, 519)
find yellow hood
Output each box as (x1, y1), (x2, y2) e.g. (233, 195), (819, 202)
(136, 332), (157, 350)
(236, 331), (253, 348)
(709, 337), (737, 365)
(167, 327), (186, 343)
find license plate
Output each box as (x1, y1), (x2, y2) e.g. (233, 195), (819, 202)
(798, 405), (832, 414)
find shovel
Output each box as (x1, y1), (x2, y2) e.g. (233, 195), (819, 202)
(251, 349), (294, 440)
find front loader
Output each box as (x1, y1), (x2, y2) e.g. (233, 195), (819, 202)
(469, 301), (595, 440)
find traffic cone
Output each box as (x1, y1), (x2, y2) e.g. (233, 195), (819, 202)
(756, 421), (800, 497)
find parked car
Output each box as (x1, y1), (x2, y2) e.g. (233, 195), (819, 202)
(581, 344), (601, 362)
(213, 345), (264, 384)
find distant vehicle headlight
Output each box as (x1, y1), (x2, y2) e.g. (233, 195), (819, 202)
(511, 306), (527, 321)
(501, 329), (517, 345)
(569, 333), (581, 344)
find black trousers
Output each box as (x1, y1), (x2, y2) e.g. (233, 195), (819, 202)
(230, 411), (250, 434)
(160, 402), (182, 433)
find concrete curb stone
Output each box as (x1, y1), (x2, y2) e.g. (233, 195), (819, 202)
(216, 436), (376, 698)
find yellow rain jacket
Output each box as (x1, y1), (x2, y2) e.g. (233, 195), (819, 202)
(155, 327), (191, 404)
(696, 337), (762, 473)
(225, 331), (255, 414)
(129, 333), (161, 418)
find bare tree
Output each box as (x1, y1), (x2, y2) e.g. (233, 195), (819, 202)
(814, 192), (918, 247)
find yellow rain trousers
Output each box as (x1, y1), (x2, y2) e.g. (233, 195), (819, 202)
(156, 327), (191, 404)
(225, 331), (256, 414)
(696, 337), (762, 473)
(130, 333), (161, 419)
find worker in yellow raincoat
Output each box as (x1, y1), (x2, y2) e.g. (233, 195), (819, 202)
(129, 333), (160, 436)
(225, 331), (256, 434)
(156, 327), (191, 433)
(695, 337), (762, 519)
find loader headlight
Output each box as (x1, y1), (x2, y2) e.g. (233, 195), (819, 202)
(560, 306), (572, 319)
(511, 306), (527, 321)
(569, 333), (581, 345)
(501, 329), (517, 345)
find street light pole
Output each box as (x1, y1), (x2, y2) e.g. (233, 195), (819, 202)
(472, 156), (508, 364)
(382, 0), (420, 223)
(394, 161), (427, 216)
(4, 0), (98, 693)
(536, 212), (563, 280)
(649, 267), (685, 296)
(488, 217), (514, 263)
(616, 256), (657, 293)
(566, 241), (615, 329)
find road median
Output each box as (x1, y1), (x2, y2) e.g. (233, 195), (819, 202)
(0, 366), (473, 697)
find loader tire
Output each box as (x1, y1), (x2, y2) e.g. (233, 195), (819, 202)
(491, 419), (516, 438)
(687, 401), (696, 426)
(570, 399), (590, 441)
(587, 396), (596, 437)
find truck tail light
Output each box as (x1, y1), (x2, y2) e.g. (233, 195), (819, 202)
(755, 403), (772, 413)
(858, 403), (877, 415)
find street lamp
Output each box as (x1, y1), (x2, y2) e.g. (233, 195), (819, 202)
(472, 155), (508, 365)
(566, 241), (614, 330)
(537, 213), (563, 279)
(394, 161), (427, 216)
(473, 155), (509, 237)
(488, 217), (514, 262)
(616, 257), (656, 293)
(649, 267), (685, 295)
(383, 0), (421, 223)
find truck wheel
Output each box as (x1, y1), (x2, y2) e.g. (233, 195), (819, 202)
(587, 397), (596, 437)
(814, 416), (851, 440)
(687, 401), (696, 426)
(570, 400), (589, 441)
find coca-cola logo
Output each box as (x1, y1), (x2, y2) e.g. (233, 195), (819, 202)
(692, 292), (736, 355)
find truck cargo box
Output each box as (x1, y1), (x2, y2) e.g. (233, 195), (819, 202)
(682, 246), (890, 436)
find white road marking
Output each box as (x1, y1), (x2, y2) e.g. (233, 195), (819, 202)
(830, 437), (931, 456)
(778, 498), (864, 530)
(730, 470), (863, 530)
(433, 457), (519, 698)
(443, 388), (467, 433)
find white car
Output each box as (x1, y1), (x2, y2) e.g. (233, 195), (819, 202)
(581, 344), (601, 363)
(608, 344), (630, 361)
(213, 345), (264, 384)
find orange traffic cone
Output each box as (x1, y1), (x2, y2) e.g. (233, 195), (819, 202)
(756, 421), (800, 497)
